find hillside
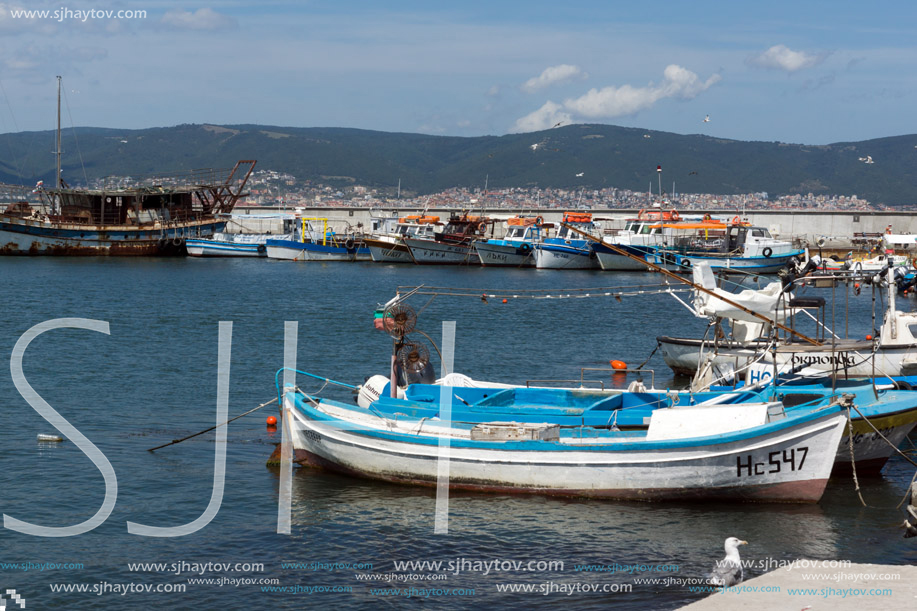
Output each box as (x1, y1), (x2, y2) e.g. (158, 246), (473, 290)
(1, 123), (915, 205)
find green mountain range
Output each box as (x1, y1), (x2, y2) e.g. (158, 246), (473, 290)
(1, 123), (915, 205)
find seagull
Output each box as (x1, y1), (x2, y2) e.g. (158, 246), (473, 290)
(703, 114), (710, 123)
(688, 171), (698, 176)
(552, 121), (563, 128)
(858, 155), (874, 163)
(576, 172), (584, 177)
(530, 143), (540, 151)
(643, 134), (651, 139)
(706, 537), (747, 587)
(120, 140), (128, 144)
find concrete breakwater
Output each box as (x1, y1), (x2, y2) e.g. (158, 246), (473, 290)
(230, 207), (916, 252)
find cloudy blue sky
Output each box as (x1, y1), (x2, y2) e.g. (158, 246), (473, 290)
(0, 1), (914, 144)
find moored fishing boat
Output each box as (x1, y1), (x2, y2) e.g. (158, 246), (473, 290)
(534, 211), (602, 269)
(593, 207), (688, 271)
(363, 215), (442, 263)
(186, 214), (302, 257)
(265, 217), (370, 261)
(0, 78), (255, 256)
(402, 212), (491, 265)
(281, 383), (847, 502)
(474, 215), (546, 267)
(642, 218), (804, 274)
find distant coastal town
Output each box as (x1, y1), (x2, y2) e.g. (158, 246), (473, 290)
(87, 168), (883, 212)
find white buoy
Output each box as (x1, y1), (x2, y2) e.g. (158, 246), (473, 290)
(37, 434), (64, 442)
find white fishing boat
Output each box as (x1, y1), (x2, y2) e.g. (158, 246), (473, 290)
(658, 263), (917, 379)
(402, 213), (490, 265)
(363, 215), (442, 263)
(282, 385), (847, 502)
(593, 208), (689, 271)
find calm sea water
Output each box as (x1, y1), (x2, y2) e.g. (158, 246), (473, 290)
(0, 258), (914, 609)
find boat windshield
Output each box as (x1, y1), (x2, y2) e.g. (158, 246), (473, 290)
(506, 226), (526, 239)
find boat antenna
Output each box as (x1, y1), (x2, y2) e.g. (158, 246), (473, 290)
(657, 165), (662, 199)
(54, 75), (62, 214)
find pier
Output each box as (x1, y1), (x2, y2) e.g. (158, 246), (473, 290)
(231, 207), (916, 251)
(679, 562), (917, 610)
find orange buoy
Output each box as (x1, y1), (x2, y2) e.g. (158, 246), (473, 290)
(502, 298), (508, 304)
(866, 335), (873, 341)
(610, 360), (627, 370)
(266, 415), (278, 426)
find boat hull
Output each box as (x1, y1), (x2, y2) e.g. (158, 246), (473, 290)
(286, 395), (845, 503)
(363, 237), (413, 263)
(0, 217), (225, 256)
(474, 241), (536, 267)
(657, 335), (917, 378)
(265, 239), (371, 261)
(186, 239), (265, 257)
(403, 238), (479, 265)
(534, 244), (599, 269)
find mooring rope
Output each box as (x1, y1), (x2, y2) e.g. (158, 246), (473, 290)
(846, 408), (868, 507)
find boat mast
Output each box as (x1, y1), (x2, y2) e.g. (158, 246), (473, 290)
(56, 76), (62, 190)
(53, 75), (62, 215)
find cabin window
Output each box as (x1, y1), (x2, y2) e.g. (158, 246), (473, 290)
(751, 229), (766, 237)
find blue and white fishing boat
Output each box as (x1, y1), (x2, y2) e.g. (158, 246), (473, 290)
(593, 207), (689, 271)
(534, 211), (602, 269)
(281, 382), (847, 502)
(266, 218), (371, 261)
(187, 214), (302, 257)
(187, 234), (267, 257)
(474, 215), (545, 267)
(642, 218), (804, 274)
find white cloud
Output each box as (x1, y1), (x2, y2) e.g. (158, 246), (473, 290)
(512, 64), (719, 132)
(161, 8), (236, 31)
(521, 64), (587, 93)
(748, 45), (828, 72)
(512, 101), (572, 133)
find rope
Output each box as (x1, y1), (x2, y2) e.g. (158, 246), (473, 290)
(846, 408), (867, 507)
(634, 342), (660, 370)
(147, 396), (278, 452)
(847, 403), (917, 469)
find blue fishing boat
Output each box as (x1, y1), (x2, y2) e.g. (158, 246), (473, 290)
(534, 211), (602, 269)
(280, 380), (847, 502)
(265, 217), (370, 261)
(474, 215), (546, 267)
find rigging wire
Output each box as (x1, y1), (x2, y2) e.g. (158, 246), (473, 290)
(61, 85), (89, 186)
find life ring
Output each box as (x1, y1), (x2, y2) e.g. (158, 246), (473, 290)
(534, 216), (544, 225)
(172, 236), (184, 247)
(816, 237), (826, 248)
(702, 213), (712, 221)
(477, 221), (487, 232)
(731, 215), (741, 225)
(257, 244), (267, 254)
(638, 209), (646, 219)
(762, 247), (773, 258)
(519, 242), (532, 253)
(671, 210), (681, 221)
(680, 258), (692, 269)
(344, 237), (355, 249)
